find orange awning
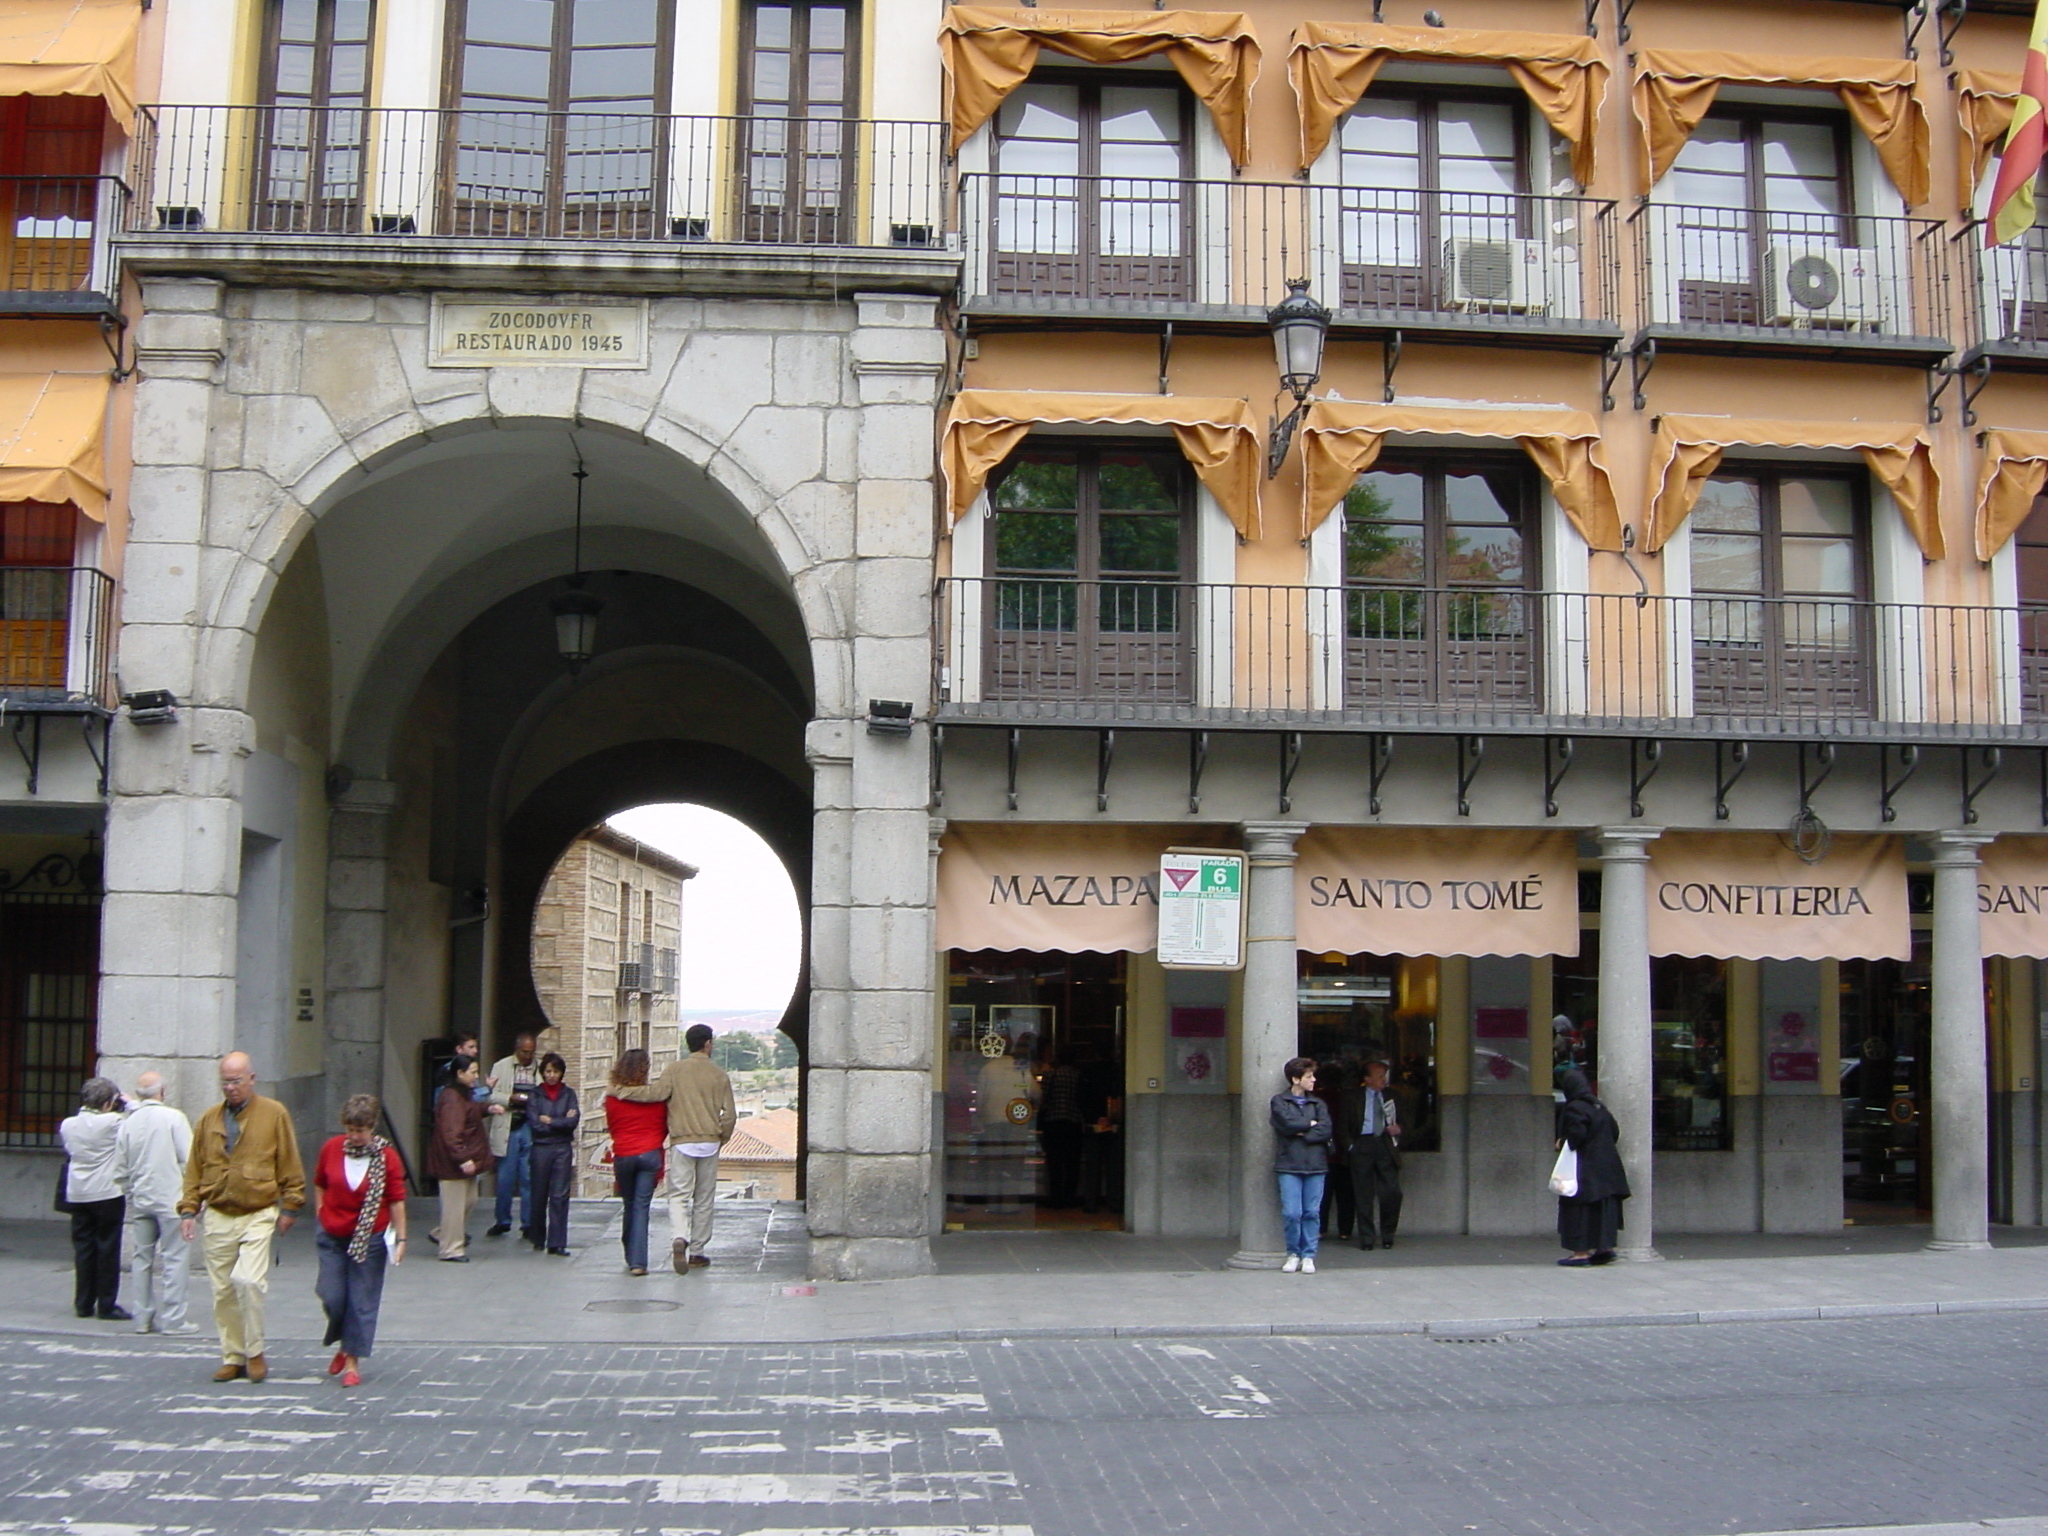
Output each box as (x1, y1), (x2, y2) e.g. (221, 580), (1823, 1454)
(1979, 836), (2048, 959)
(0, 0), (140, 133)
(940, 6), (1260, 168)
(1288, 20), (1607, 185)
(1634, 49), (1929, 207)
(1646, 414), (1941, 560)
(1647, 833), (1909, 961)
(1974, 428), (2048, 562)
(1959, 69), (2022, 200)
(1296, 827), (1580, 958)
(942, 389), (1265, 539)
(0, 372), (109, 521)
(938, 822), (1229, 954)
(1300, 401), (1622, 550)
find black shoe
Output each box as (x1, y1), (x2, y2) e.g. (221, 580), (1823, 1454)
(74, 1305), (93, 1318)
(439, 1254), (470, 1263)
(98, 1304), (133, 1321)
(1357, 1236), (1374, 1251)
(1382, 1237), (1395, 1250)
(485, 1223), (511, 1238)
(547, 1246), (571, 1257)
(1589, 1250), (1617, 1266)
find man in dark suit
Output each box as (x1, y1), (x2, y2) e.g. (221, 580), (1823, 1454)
(1348, 1058), (1402, 1250)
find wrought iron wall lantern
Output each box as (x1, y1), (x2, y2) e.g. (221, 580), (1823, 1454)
(1265, 277), (1331, 479)
(550, 457), (602, 673)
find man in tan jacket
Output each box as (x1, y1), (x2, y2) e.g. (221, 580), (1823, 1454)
(178, 1053), (305, 1382)
(612, 1024), (734, 1273)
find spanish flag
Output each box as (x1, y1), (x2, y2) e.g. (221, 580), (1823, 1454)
(1989, 0), (2048, 245)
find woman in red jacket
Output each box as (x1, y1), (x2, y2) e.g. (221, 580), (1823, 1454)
(313, 1094), (407, 1388)
(605, 1049), (668, 1276)
(426, 1058), (495, 1260)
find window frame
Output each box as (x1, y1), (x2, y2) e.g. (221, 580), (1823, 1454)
(985, 439), (1193, 590)
(1686, 103), (1857, 223)
(1334, 82), (1533, 197)
(737, 0), (862, 121)
(1340, 449), (1541, 594)
(1687, 461), (1871, 607)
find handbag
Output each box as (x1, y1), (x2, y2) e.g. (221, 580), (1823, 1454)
(1548, 1143), (1579, 1198)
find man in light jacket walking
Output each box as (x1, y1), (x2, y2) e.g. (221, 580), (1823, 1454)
(611, 1024), (735, 1274)
(116, 1072), (197, 1334)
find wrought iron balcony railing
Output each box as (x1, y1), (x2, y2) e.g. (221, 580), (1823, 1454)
(959, 176), (1620, 337)
(936, 578), (2047, 741)
(0, 567), (115, 709)
(1954, 219), (2048, 361)
(129, 106), (947, 250)
(0, 176), (126, 298)
(1631, 203), (1950, 358)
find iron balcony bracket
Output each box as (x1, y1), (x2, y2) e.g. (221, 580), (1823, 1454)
(1960, 353), (1993, 428)
(1544, 735), (1576, 818)
(1631, 338), (1657, 411)
(1096, 728), (1115, 813)
(1368, 733), (1393, 817)
(930, 723), (944, 811)
(1904, 1), (1965, 66)
(1601, 342), (1626, 413)
(1926, 359), (1950, 426)
(83, 712), (109, 798)
(1383, 331), (1403, 404)
(1614, 0), (1638, 44)
(1714, 740), (1751, 822)
(1158, 322), (1174, 395)
(1189, 729), (1209, 814)
(1457, 735), (1486, 818)
(1880, 742), (1921, 824)
(1585, 0), (1601, 36)
(1961, 744), (2002, 827)
(1006, 727), (1020, 813)
(1799, 741), (1838, 821)
(9, 711), (40, 796)
(1629, 737), (1663, 818)
(1279, 731), (1303, 815)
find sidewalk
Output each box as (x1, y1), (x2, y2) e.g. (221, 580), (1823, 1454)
(7, 1201), (2048, 1348)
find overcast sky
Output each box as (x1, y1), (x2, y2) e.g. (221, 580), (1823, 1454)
(604, 803), (802, 1014)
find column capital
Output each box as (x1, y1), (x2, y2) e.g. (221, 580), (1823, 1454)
(1597, 825), (1664, 861)
(1239, 820), (1310, 861)
(1928, 830), (1997, 867)
(928, 815), (948, 855)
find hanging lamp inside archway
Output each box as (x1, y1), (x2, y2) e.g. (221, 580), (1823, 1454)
(550, 455), (602, 673)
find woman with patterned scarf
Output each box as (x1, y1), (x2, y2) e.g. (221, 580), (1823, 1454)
(312, 1094), (408, 1387)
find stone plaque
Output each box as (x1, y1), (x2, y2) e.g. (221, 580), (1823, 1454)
(428, 297), (649, 368)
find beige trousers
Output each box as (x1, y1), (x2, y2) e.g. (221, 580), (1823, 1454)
(201, 1206), (277, 1365)
(438, 1176), (478, 1258)
(665, 1152), (719, 1251)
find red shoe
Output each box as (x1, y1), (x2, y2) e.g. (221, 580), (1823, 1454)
(340, 1369), (360, 1388)
(328, 1350), (348, 1377)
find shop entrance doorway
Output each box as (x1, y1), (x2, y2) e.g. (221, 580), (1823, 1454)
(943, 949), (1126, 1230)
(1840, 936), (1932, 1222)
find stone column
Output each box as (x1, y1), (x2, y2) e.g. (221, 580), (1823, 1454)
(1229, 820), (1309, 1269)
(1597, 826), (1663, 1261)
(98, 279), (246, 1120)
(325, 779), (400, 1122)
(1928, 830), (1996, 1252)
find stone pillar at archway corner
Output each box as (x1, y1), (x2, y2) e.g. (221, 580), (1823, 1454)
(802, 713), (939, 1282)
(325, 778), (400, 1120)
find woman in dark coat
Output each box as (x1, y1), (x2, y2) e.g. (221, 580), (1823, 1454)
(526, 1052), (580, 1256)
(1555, 1069), (1629, 1266)
(426, 1058), (494, 1261)
(1270, 1056), (1333, 1273)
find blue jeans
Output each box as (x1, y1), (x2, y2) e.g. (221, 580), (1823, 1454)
(1277, 1172), (1326, 1258)
(495, 1121), (532, 1230)
(614, 1150), (662, 1272)
(315, 1229), (388, 1359)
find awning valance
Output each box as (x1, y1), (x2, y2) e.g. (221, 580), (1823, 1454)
(1646, 414), (1941, 560)
(1633, 49), (1930, 207)
(1296, 827), (1580, 958)
(0, 0), (140, 133)
(0, 372), (109, 521)
(1647, 832), (1909, 961)
(1288, 20), (1607, 184)
(938, 822), (1224, 953)
(1300, 401), (1622, 551)
(939, 5), (1261, 168)
(1974, 428), (2048, 562)
(1980, 836), (2048, 959)
(1958, 69), (2021, 197)
(942, 389), (1265, 539)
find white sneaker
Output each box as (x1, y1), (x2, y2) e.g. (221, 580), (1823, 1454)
(1301, 1257), (1317, 1274)
(1281, 1255), (1300, 1273)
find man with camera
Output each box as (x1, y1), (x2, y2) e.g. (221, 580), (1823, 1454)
(484, 1033), (540, 1241)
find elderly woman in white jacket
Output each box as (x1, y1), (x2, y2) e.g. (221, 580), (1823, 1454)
(58, 1077), (130, 1321)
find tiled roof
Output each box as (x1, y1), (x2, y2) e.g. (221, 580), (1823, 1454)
(722, 1106), (799, 1164)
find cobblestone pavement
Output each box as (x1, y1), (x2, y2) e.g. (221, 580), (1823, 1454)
(1, 1312), (2046, 1536)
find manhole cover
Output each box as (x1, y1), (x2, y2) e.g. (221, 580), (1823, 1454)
(584, 1299), (682, 1314)
(1431, 1334), (1506, 1344)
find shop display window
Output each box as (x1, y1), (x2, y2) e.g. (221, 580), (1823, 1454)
(1295, 952), (1439, 1152)
(1839, 936), (1931, 1218)
(1554, 937), (1732, 1151)
(943, 950), (1126, 1229)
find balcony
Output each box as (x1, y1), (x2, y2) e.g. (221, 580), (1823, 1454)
(958, 177), (1621, 351)
(0, 567), (115, 708)
(123, 106), (951, 288)
(935, 578), (2045, 743)
(1631, 204), (1951, 367)
(1955, 221), (2048, 374)
(0, 176), (127, 317)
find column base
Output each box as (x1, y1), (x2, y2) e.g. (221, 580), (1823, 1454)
(1226, 1248), (1289, 1270)
(1923, 1238), (1994, 1253)
(1614, 1244), (1663, 1263)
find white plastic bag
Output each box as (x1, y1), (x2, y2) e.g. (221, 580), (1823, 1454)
(1548, 1143), (1579, 1198)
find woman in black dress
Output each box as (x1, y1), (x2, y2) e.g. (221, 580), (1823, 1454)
(1555, 1070), (1629, 1267)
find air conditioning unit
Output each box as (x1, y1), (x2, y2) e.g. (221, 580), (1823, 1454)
(617, 962), (644, 992)
(1762, 243), (1885, 329)
(1443, 236), (1545, 312)
(1993, 244), (2048, 341)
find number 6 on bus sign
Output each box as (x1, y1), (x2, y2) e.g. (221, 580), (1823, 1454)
(1157, 848), (1246, 971)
